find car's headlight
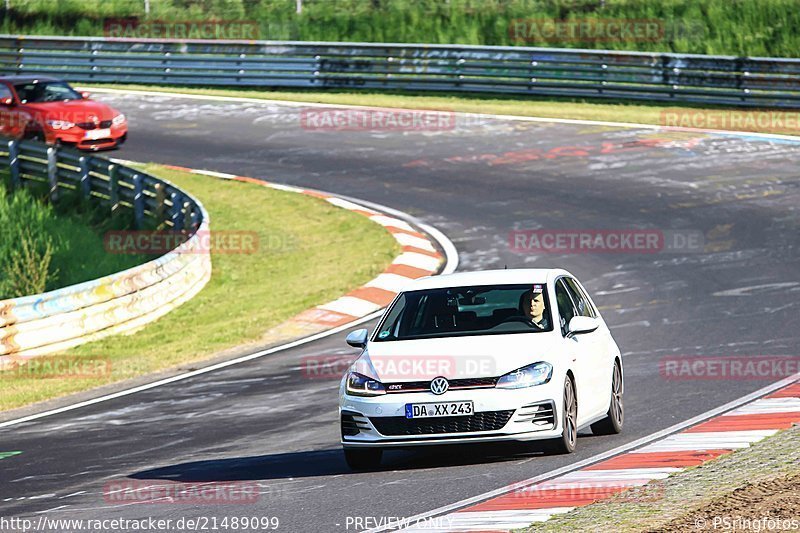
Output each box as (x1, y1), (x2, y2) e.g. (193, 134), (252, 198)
(496, 362), (553, 389)
(346, 372), (386, 396)
(46, 120), (75, 130)
(112, 113), (126, 125)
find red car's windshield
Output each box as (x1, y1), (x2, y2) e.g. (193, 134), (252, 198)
(13, 81), (82, 103)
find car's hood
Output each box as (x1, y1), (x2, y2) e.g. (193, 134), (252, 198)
(354, 333), (561, 383)
(21, 100), (118, 122)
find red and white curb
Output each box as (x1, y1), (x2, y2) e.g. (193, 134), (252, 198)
(376, 379), (800, 533)
(161, 165), (451, 330)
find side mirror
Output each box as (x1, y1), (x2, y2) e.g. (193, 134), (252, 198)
(0, 97), (13, 106)
(567, 316), (600, 338)
(81, 91), (91, 99)
(345, 328), (368, 348)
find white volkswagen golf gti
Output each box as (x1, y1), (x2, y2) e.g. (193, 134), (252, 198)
(338, 269), (624, 469)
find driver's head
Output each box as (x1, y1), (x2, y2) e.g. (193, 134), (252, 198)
(522, 285), (545, 321)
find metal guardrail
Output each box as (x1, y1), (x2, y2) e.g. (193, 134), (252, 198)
(1, 35), (800, 107)
(0, 138), (211, 358)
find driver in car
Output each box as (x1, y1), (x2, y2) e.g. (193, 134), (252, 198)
(522, 285), (549, 329)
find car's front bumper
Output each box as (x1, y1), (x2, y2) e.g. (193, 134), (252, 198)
(340, 382), (562, 448)
(46, 125), (127, 150)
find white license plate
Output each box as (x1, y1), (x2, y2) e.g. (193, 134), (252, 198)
(405, 401), (474, 419)
(85, 128), (111, 140)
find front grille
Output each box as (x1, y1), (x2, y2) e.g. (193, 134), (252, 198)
(451, 377), (499, 388)
(369, 409), (514, 436)
(77, 120), (112, 130)
(385, 376), (498, 394)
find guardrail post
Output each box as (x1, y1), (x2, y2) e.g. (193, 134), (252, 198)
(735, 57), (747, 103)
(182, 200), (192, 232)
(133, 174), (144, 229)
(190, 210), (200, 232)
(89, 49), (96, 80)
(7, 140), (20, 191)
(46, 146), (59, 202)
(154, 182), (166, 223)
(78, 155), (91, 200)
(170, 191), (184, 229)
(163, 51), (171, 83)
(108, 163), (119, 214)
(15, 37), (22, 75)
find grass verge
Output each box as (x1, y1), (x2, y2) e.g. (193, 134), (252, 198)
(520, 424), (800, 532)
(84, 84), (800, 137)
(0, 163), (400, 411)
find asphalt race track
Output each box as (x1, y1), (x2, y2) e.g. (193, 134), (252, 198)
(2, 93), (799, 532)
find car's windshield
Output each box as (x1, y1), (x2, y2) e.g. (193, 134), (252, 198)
(373, 283), (553, 341)
(13, 81), (82, 103)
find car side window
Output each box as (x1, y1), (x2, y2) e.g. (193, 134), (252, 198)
(564, 277), (596, 318)
(0, 85), (12, 100)
(555, 279), (577, 335)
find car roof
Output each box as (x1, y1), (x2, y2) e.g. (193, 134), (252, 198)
(0, 75), (62, 84)
(405, 268), (572, 291)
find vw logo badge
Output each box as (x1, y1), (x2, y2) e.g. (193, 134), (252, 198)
(430, 376), (449, 395)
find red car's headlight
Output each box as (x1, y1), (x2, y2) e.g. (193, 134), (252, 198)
(46, 120), (75, 130)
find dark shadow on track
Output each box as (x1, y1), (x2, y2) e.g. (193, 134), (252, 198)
(127, 439), (590, 482)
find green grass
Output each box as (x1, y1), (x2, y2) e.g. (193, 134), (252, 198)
(0, 176), (148, 299)
(86, 83), (800, 136)
(0, 163), (400, 411)
(3, 0), (800, 56)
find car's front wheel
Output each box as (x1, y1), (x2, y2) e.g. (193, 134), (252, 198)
(343, 448), (382, 470)
(591, 361), (624, 435)
(549, 375), (577, 454)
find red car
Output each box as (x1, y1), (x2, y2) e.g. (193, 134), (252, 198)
(0, 76), (127, 150)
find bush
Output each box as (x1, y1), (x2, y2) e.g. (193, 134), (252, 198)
(0, 181), (150, 300)
(0, 185), (59, 298)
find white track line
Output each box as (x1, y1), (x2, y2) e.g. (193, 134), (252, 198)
(363, 372), (800, 533)
(0, 311), (381, 430)
(0, 192), (458, 429)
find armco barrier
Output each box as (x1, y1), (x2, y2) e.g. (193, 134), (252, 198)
(0, 138), (211, 359)
(1, 35), (800, 107)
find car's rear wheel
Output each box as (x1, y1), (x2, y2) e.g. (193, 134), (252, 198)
(591, 361), (624, 435)
(549, 375), (577, 454)
(343, 448), (382, 470)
